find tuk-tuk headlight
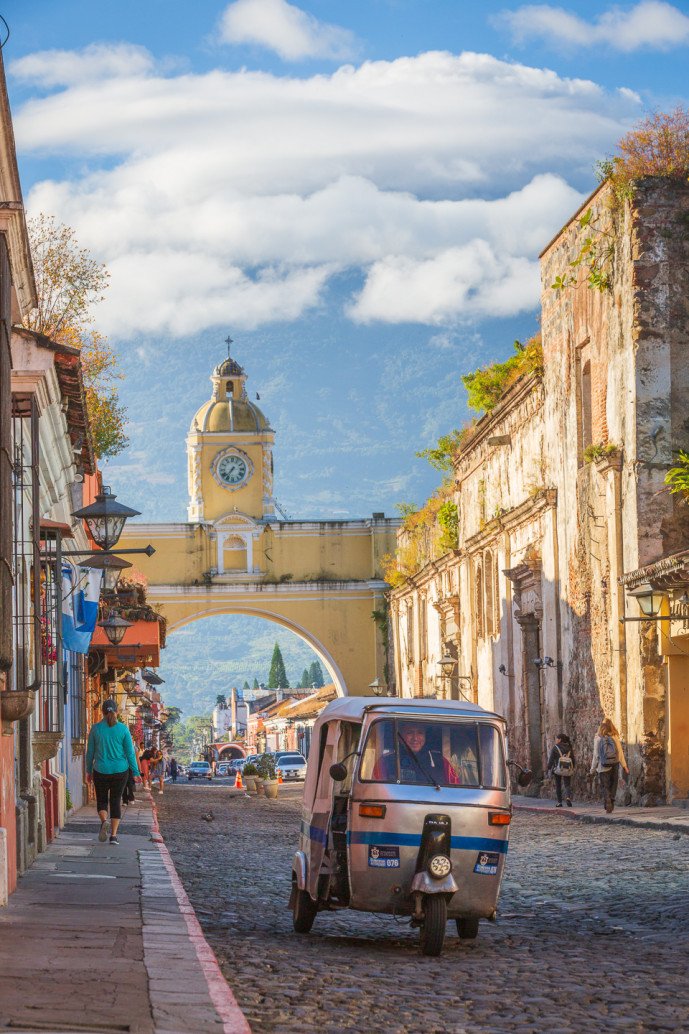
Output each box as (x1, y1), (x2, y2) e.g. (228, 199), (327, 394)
(428, 854), (452, 880)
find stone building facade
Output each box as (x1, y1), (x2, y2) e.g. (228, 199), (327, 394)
(389, 178), (689, 803)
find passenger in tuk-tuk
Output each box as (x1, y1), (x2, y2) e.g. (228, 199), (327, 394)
(372, 721), (461, 784)
(368, 720), (483, 786)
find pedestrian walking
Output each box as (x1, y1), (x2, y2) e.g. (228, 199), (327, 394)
(86, 699), (140, 845)
(152, 748), (166, 795)
(170, 757), (178, 783)
(590, 718), (628, 812)
(546, 733), (575, 807)
(139, 745), (153, 790)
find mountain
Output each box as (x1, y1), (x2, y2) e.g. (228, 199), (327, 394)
(156, 614), (322, 716)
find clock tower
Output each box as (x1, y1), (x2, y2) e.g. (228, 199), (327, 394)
(186, 350), (274, 526)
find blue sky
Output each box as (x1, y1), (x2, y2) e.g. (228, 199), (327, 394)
(4, 0), (689, 522)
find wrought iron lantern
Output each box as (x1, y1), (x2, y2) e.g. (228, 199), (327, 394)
(628, 582), (665, 618)
(438, 653), (457, 678)
(83, 552), (133, 592)
(98, 613), (133, 646)
(119, 672), (138, 695)
(72, 486), (140, 551)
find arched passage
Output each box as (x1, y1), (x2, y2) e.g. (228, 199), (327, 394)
(166, 605), (347, 697)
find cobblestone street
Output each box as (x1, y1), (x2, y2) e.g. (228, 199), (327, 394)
(155, 784), (689, 1034)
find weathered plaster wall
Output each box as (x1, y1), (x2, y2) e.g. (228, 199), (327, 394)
(389, 178), (689, 802)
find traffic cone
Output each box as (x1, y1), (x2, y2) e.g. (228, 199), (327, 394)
(234, 770), (244, 789)
(278, 775), (283, 784)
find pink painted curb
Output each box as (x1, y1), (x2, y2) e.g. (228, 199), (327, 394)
(149, 796), (251, 1034)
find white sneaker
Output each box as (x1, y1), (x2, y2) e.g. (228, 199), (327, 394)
(98, 819), (110, 842)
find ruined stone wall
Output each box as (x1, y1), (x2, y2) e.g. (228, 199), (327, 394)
(388, 179), (689, 802)
(540, 178), (689, 801)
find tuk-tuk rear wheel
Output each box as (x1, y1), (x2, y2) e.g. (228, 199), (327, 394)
(419, 895), (446, 956)
(292, 885), (318, 933)
(456, 917), (479, 939)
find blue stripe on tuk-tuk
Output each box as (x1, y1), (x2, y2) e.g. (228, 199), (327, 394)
(301, 820), (328, 845)
(348, 831), (508, 854)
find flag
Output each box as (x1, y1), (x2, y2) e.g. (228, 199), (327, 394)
(62, 564), (103, 654)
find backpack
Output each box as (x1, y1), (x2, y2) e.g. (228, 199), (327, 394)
(553, 745), (573, 777)
(598, 735), (618, 769)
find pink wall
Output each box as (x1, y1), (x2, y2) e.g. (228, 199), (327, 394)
(0, 705), (17, 894)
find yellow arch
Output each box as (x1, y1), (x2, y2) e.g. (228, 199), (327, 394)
(165, 605), (348, 696)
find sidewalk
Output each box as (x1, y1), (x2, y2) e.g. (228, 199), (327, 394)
(513, 795), (689, 833)
(0, 793), (250, 1034)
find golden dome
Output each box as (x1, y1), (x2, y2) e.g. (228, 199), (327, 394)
(189, 352), (271, 434)
(191, 397), (270, 434)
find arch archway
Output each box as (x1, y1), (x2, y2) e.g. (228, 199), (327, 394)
(166, 605), (347, 696)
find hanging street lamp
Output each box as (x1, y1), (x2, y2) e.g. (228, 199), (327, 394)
(98, 613), (133, 646)
(628, 582), (665, 618)
(119, 671), (138, 695)
(81, 552), (133, 592)
(72, 486), (140, 551)
(620, 582), (669, 623)
(368, 677), (385, 696)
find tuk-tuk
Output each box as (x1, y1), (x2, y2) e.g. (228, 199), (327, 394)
(288, 696), (529, 955)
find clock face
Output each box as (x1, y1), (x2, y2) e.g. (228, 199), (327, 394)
(217, 454), (248, 485)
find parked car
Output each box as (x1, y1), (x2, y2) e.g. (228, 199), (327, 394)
(275, 752), (307, 781)
(188, 761), (213, 780)
(216, 762), (230, 776)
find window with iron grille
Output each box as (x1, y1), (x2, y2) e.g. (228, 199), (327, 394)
(0, 236), (12, 674)
(68, 651), (87, 743)
(38, 529), (64, 733)
(406, 605), (414, 665)
(11, 394), (41, 694)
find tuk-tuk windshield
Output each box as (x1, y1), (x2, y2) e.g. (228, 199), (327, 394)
(359, 718), (506, 789)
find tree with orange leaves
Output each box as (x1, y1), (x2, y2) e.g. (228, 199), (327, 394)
(597, 105), (689, 201)
(23, 214), (128, 458)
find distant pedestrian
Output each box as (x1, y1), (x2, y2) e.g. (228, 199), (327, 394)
(86, 699), (140, 845)
(546, 733), (575, 807)
(152, 748), (166, 795)
(140, 745), (153, 790)
(170, 757), (178, 783)
(590, 718), (628, 812)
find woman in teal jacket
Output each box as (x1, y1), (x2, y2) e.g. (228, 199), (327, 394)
(86, 699), (140, 845)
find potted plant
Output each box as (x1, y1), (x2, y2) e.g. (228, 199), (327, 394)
(257, 754), (278, 798)
(257, 756), (279, 802)
(243, 762), (258, 792)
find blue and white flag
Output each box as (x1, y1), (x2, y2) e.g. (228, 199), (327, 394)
(62, 565), (103, 655)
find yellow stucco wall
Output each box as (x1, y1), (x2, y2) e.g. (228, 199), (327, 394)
(122, 353), (400, 695)
(120, 517), (398, 696)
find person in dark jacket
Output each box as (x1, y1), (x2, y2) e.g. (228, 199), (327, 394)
(546, 733), (575, 808)
(170, 757), (178, 783)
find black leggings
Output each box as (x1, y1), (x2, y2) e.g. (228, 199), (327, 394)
(93, 770), (129, 820)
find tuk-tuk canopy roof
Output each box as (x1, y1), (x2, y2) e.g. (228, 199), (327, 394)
(317, 696), (505, 725)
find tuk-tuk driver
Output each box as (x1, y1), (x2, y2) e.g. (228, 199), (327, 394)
(372, 722), (460, 785)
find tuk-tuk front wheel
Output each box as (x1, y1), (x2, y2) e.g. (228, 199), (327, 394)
(456, 917), (479, 939)
(292, 884), (318, 933)
(419, 895), (446, 956)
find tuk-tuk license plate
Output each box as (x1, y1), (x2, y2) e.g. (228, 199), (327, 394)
(368, 845), (400, 868)
(474, 851), (500, 875)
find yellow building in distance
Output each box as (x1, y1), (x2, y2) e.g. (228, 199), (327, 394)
(119, 349), (399, 695)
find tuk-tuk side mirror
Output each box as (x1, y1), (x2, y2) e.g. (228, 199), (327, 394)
(329, 762), (348, 782)
(507, 759), (533, 787)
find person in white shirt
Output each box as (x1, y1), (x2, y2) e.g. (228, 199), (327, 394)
(590, 718), (628, 812)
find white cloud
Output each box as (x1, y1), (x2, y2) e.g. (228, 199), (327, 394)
(218, 0), (357, 61)
(10, 43), (154, 87)
(349, 244), (539, 325)
(499, 1), (689, 52)
(11, 44), (639, 334)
